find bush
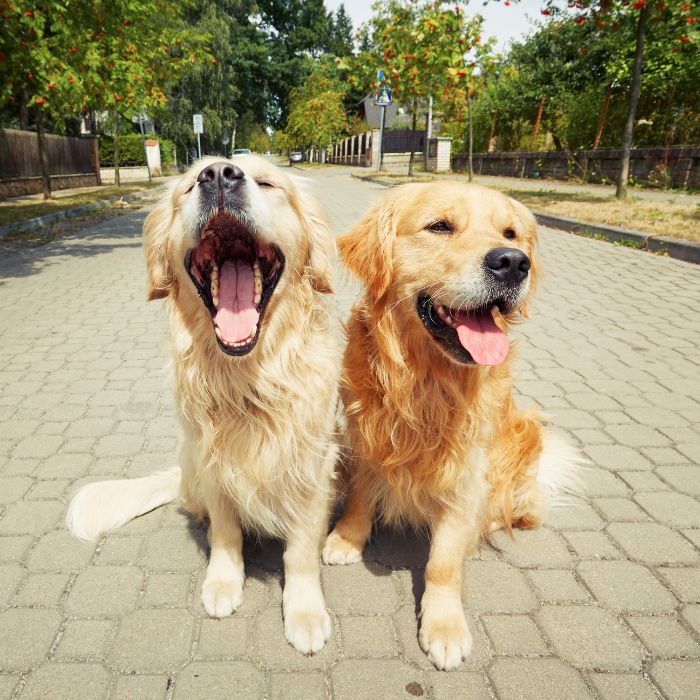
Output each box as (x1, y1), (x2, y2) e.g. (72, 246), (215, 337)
(99, 134), (176, 166)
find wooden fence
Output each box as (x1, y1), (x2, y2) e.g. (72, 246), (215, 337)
(452, 146), (700, 190)
(0, 129), (101, 198)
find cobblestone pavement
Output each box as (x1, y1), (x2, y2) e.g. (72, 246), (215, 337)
(0, 165), (699, 699)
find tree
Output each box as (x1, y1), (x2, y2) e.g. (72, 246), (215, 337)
(327, 4), (355, 57)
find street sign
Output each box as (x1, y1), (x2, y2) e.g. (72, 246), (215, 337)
(376, 88), (392, 106)
(376, 69), (385, 83)
(193, 114), (203, 134)
(222, 135), (230, 145)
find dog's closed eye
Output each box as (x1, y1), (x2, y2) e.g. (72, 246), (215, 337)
(427, 220), (453, 234)
(256, 179), (276, 189)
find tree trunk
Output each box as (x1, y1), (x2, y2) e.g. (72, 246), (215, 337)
(530, 95), (546, 151)
(487, 110), (497, 152)
(19, 90), (30, 130)
(408, 96), (418, 176)
(467, 92), (473, 183)
(616, 3), (648, 199)
(593, 86), (611, 150)
(36, 109), (52, 200)
(113, 108), (121, 187)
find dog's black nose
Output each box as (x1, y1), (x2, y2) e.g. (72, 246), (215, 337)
(484, 247), (531, 285)
(197, 161), (244, 185)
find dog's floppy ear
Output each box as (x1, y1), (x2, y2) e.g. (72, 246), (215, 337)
(510, 198), (539, 318)
(337, 196), (396, 300)
(142, 196), (176, 301)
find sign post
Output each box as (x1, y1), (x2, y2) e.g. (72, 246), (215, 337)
(193, 114), (203, 160)
(222, 134), (230, 159)
(375, 85), (392, 172)
(132, 112), (152, 184)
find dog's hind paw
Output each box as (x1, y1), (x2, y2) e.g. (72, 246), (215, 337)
(419, 611), (473, 671)
(201, 577), (243, 618)
(322, 530), (364, 565)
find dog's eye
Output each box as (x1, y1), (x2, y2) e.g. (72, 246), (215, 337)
(503, 228), (517, 240)
(427, 220), (452, 234)
(256, 180), (275, 189)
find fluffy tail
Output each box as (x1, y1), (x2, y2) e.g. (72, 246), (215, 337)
(65, 468), (181, 541)
(537, 431), (588, 509)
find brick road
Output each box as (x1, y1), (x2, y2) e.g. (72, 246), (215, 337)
(0, 165), (699, 699)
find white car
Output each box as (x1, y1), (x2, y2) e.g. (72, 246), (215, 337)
(232, 148), (252, 157)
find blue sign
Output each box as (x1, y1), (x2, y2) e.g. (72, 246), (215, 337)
(376, 69), (385, 83)
(376, 88), (392, 106)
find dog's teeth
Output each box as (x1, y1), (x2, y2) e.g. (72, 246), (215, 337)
(253, 293), (261, 305)
(250, 324), (257, 338)
(211, 264), (218, 280)
(212, 294), (219, 307)
(215, 327), (222, 338)
(253, 260), (262, 296)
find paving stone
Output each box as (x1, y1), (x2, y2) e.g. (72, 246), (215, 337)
(607, 522), (699, 565)
(489, 658), (592, 699)
(0, 500), (64, 535)
(626, 616), (700, 658)
(649, 660), (700, 700)
(339, 615), (398, 658)
(21, 663), (111, 700)
(66, 565), (143, 617)
(546, 500), (604, 530)
(269, 672), (325, 700)
(581, 470), (629, 497)
(465, 560), (537, 613)
(658, 567), (700, 603)
(593, 497), (650, 522)
(634, 492), (700, 528)
(0, 608), (62, 671)
(526, 569), (589, 602)
(332, 659), (426, 700)
(585, 445), (652, 472)
(139, 528), (206, 571)
(14, 572), (70, 607)
(588, 672), (658, 700)
(681, 605), (700, 637)
(0, 675), (18, 699)
(563, 530), (623, 560)
(490, 528), (572, 568)
(141, 572), (191, 607)
(12, 435), (64, 459)
(656, 465), (700, 496)
(109, 608), (194, 673)
(0, 535), (33, 562)
(54, 619), (114, 660)
(619, 471), (671, 492)
(252, 606), (337, 671)
(642, 447), (690, 465)
(482, 614), (549, 656)
(196, 617), (248, 658)
(27, 530), (95, 571)
(577, 561), (678, 613)
(322, 562), (400, 614)
(0, 563), (24, 606)
(38, 453), (93, 479)
(95, 535), (144, 565)
(537, 606), (645, 672)
(0, 476), (33, 505)
(94, 433), (144, 457)
(426, 671), (491, 699)
(112, 674), (170, 700)
(26, 478), (71, 500)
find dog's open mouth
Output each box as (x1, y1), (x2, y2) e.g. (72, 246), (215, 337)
(416, 293), (510, 366)
(185, 212), (284, 356)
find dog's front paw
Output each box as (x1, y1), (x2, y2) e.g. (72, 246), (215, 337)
(419, 610), (473, 671)
(201, 576), (243, 618)
(322, 529), (363, 565)
(284, 603), (332, 654)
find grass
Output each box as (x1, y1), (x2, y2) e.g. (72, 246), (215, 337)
(0, 183), (160, 227)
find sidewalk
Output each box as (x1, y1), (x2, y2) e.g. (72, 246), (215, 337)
(0, 166), (698, 699)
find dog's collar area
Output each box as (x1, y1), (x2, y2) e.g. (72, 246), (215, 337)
(416, 293), (511, 366)
(185, 212), (285, 357)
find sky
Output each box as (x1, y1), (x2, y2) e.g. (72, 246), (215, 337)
(325, 0), (548, 54)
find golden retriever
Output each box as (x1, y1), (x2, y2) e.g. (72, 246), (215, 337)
(66, 156), (340, 654)
(323, 182), (584, 670)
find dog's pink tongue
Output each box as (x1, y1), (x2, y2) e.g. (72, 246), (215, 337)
(452, 310), (509, 366)
(214, 260), (259, 343)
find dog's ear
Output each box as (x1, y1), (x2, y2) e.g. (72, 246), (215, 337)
(510, 198), (539, 318)
(337, 197), (395, 300)
(142, 196), (176, 301)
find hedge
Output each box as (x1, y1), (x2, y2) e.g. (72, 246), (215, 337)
(99, 133), (175, 166)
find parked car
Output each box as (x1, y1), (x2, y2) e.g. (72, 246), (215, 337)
(232, 148), (252, 157)
(289, 151), (303, 165)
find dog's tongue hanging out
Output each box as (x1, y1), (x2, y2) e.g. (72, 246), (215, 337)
(214, 260), (259, 344)
(452, 309), (509, 366)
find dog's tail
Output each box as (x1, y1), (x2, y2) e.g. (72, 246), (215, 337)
(65, 468), (181, 541)
(537, 430), (588, 509)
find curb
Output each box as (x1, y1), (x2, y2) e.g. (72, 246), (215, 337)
(0, 187), (164, 239)
(351, 173), (700, 265)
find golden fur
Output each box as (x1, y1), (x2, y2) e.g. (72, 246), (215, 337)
(67, 156), (340, 654)
(323, 182), (582, 670)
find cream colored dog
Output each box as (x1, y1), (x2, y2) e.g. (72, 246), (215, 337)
(66, 156), (339, 654)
